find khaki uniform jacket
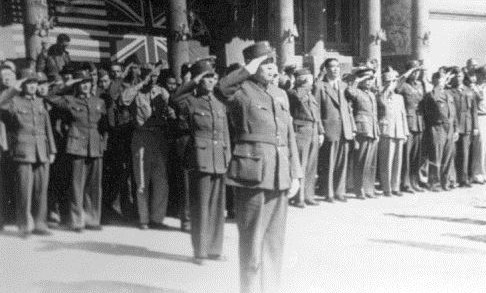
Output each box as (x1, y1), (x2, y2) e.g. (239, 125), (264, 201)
(46, 93), (107, 158)
(378, 91), (409, 140)
(1, 95), (57, 163)
(219, 68), (303, 191)
(424, 86), (458, 131)
(314, 79), (355, 142)
(449, 87), (479, 134)
(178, 90), (231, 174)
(396, 82), (425, 133)
(288, 86), (324, 135)
(346, 86), (380, 139)
(0, 86), (19, 151)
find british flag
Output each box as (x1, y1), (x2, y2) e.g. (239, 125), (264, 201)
(6, 0), (169, 64)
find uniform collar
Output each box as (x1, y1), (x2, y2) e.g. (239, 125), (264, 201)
(23, 94), (36, 100)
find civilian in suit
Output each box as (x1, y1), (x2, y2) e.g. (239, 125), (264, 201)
(46, 70), (108, 232)
(314, 58), (355, 203)
(0, 69), (57, 237)
(218, 41), (302, 293)
(448, 69), (479, 187)
(396, 60), (426, 193)
(287, 68), (324, 207)
(377, 69), (409, 197)
(346, 67), (380, 199)
(424, 72), (459, 192)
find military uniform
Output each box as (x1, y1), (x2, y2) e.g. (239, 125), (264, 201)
(449, 86), (479, 185)
(314, 77), (355, 201)
(177, 87), (231, 260)
(1, 90), (57, 234)
(47, 86), (107, 229)
(397, 81), (425, 191)
(219, 63), (303, 293)
(377, 90), (409, 194)
(346, 84), (380, 197)
(424, 86), (458, 189)
(288, 85), (323, 204)
(124, 84), (170, 227)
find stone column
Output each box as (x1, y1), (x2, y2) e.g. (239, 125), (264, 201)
(24, 0), (49, 66)
(411, 0), (429, 62)
(361, 0), (383, 78)
(277, 0), (295, 68)
(168, 0), (190, 83)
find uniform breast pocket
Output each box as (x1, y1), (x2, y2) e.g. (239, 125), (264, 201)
(228, 144), (263, 183)
(248, 103), (271, 124)
(193, 111), (212, 130)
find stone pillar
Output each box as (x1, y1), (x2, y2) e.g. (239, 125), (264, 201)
(277, 0), (295, 68)
(361, 0), (383, 78)
(411, 0), (429, 62)
(168, 0), (190, 84)
(24, 0), (49, 67)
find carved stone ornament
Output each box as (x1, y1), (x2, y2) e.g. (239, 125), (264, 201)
(419, 31), (431, 46)
(283, 24), (299, 43)
(173, 23), (192, 41)
(34, 16), (55, 38)
(370, 29), (387, 45)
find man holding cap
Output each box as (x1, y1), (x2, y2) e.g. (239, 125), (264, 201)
(218, 41), (302, 293)
(0, 68), (56, 237)
(287, 67), (324, 207)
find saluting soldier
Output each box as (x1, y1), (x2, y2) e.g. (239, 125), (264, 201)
(424, 72), (459, 192)
(448, 68), (479, 187)
(346, 67), (380, 199)
(314, 58), (355, 203)
(396, 60), (427, 193)
(377, 69), (409, 197)
(218, 41), (302, 293)
(46, 70), (108, 232)
(0, 69), (56, 237)
(176, 59), (231, 264)
(287, 68), (324, 207)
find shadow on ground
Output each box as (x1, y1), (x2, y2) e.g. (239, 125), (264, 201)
(35, 280), (188, 293)
(37, 240), (193, 263)
(369, 239), (486, 255)
(384, 213), (486, 225)
(445, 233), (486, 244)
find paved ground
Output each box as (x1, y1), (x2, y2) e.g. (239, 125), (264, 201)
(2, 185), (486, 293)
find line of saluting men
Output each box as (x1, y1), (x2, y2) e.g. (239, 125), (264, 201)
(1, 34), (486, 293)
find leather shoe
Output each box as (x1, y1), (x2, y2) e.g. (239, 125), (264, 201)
(430, 186), (443, 192)
(139, 224), (149, 230)
(70, 227), (84, 233)
(192, 257), (205, 265)
(323, 197), (334, 203)
(304, 199), (320, 206)
(289, 201), (305, 208)
(85, 225), (103, 231)
(412, 185), (425, 193)
(441, 185), (451, 191)
(356, 194), (366, 200)
(32, 229), (52, 236)
(365, 193), (376, 199)
(401, 186), (415, 194)
(374, 189), (384, 196)
(459, 182), (472, 188)
(392, 191), (403, 197)
(335, 196), (347, 203)
(383, 192), (392, 197)
(208, 254), (228, 262)
(149, 222), (171, 230)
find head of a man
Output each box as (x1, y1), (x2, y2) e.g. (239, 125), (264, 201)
(294, 68), (313, 88)
(467, 58), (478, 73)
(164, 74), (178, 93)
(98, 69), (111, 91)
(192, 59), (217, 93)
(449, 67), (464, 88)
(0, 66), (16, 87)
(356, 67), (375, 91)
(323, 58), (340, 80)
(110, 63), (123, 79)
(382, 69), (398, 91)
(23, 80), (38, 96)
(254, 57), (278, 86)
(57, 34), (71, 51)
(36, 72), (49, 97)
(243, 41), (278, 86)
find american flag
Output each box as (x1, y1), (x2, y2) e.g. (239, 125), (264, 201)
(7, 0), (168, 64)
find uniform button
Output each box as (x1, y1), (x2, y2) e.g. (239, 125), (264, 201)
(213, 141), (217, 145)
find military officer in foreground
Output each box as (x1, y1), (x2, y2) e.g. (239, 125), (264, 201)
(218, 41), (302, 293)
(176, 59), (231, 265)
(0, 69), (56, 237)
(287, 68), (324, 207)
(47, 70), (108, 232)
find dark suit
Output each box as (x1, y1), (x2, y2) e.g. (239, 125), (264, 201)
(314, 78), (355, 199)
(46, 91), (107, 229)
(449, 87), (479, 184)
(397, 82), (425, 190)
(288, 86), (323, 203)
(1, 94), (57, 233)
(219, 68), (302, 293)
(424, 86), (457, 188)
(346, 85), (380, 196)
(178, 89), (231, 259)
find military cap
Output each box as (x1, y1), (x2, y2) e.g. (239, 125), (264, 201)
(73, 70), (91, 82)
(190, 59), (215, 77)
(406, 60), (420, 71)
(294, 68), (312, 77)
(243, 41), (275, 63)
(20, 68), (38, 83)
(354, 66), (375, 78)
(36, 72), (48, 83)
(382, 69), (398, 82)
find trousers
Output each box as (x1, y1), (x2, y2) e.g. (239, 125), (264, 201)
(455, 133), (472, 184)
(318, 139), (349, 199)
(352, 136), (378, 196)
(428, 125), (455, 188)
(294, 123), (319, 202)
(234, 188), (287, 293)
(379, 137), (404, 193)
(401, 132), (424, 189)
